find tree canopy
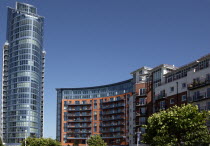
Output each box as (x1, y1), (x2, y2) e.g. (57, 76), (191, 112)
(21, 137), (61, 146)
(87, 135), (107, 146)
(142, 104), (210, 146)
(0, 138), (3, 146)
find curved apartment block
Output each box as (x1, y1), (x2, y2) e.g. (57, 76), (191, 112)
(56, 79), (133, 146)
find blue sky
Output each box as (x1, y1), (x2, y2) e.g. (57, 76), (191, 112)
(0, 0), (210, 139)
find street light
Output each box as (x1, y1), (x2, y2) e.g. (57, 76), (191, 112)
(136, 131), (141, 146)
(86, 136), (89, 146)
(25, 130), (27, 146)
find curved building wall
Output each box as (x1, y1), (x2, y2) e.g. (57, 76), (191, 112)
(56, 79), (133, 146)
(2, 2), (45, 145)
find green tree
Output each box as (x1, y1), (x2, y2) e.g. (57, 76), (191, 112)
(142, 104), (210, 146)
(87, 135), (107, 146)
(73, 139), (79, 146)
(0, 138), (3, 146)
(21, 137), (61, 146)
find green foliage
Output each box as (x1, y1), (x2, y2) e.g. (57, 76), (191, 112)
(0, 138), (3, 146)
(87, 135), (107, 146)
(142, 104), (210, 146)
(21, 137), (61, 146)
(73, 139), (79, 146)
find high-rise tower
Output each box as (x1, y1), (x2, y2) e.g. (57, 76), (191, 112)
(1, 2), (45, 145)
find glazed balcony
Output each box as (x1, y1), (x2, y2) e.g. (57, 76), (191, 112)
(101, 123), (124, 127)
(136, 121), (147, 127)
(101, 129), (125, 133)
(188, 78), (210, 90)
(102, 110), (125, 115)
(67, 103), (91, 106)
(68, 120), (91, 123)
(102, 98), (124, 104)
(155, 93), (167, 100)
(188, 92), (209, 102)
(136, 112), (147, 117)
(136, 102), (146, 107)
(102, 116), (125, 121)
(68, 107), (92, 111)
(67, 113), (91, 117)
(102, 104), (125, 109)
(67, 125), (91, 128)
(68, 131), (91, 134)
(136, 93), (147, 97)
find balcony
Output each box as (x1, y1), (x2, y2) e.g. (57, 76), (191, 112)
(101, 123), (124, 127)
(136, 121), (146, 127)
(102, 99), (124, 104)
(155, 93), (167, 100)
(101, 129), (125, 133)
(136, 112), (147, 117)
(68, 120), (91, 123)
(136, 93), (147, 97)
(102, 117), (125, 121)
(67, 103), (91, 106)
(68, 131), (91, 134)
(68, 114), (91, 117)
(68, 108), (92, 111)
(188, 92), (209, 102)
(67, 125), (91, 128)
(188, 78), (210, 90)
(102, 104), (125, 109)
(136, 102), (146, 107)
(102, 110), (125, 115)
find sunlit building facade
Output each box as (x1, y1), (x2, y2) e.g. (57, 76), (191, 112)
(56, 80), (133, 146)
(1, 2), (45, 146)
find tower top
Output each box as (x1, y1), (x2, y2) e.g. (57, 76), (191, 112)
(16, 2), (37, 15)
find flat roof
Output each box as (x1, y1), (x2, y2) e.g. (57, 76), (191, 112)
(56, 79), (133, 91)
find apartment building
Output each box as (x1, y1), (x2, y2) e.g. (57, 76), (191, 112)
(56, 79), (133, 146)
(56, 53), (210, 146)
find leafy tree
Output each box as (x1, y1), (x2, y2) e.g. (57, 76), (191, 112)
(142, 104), (210, 146)
(73, 139), (79, 146)
(87, 135), (107, 146)
(0, 138), (3, 146)
(21, 137), (61, 146)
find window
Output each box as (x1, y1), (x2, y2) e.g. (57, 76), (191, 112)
(170, 87), (174, 92)
(139, 88), (146, 96)
(160, 101), (165, 109)
(182, 83), (186, 88)
(170, 98), (174, 104)
(182, 95), (186, 101)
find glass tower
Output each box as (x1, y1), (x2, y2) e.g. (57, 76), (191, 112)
(1, 2), (45, 145)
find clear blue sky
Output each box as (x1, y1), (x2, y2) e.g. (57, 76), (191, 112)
(0, 0), (210, 139)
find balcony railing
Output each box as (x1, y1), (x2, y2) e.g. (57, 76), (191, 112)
(67, 125), (91, 128)
(102, 117), (125, 121)
(67, 103), (92, 106)
(67, 114), (91, 117)
(102, 98), (124, 104)
(155, 93), (167, 100)
(102, 104), (125, 109)
(136, 112), (147, 117)
(188, 78), (210, 90)
(101, 129), (125, 133)
(136, 102), (146, 106)
(102, 110), (125, 115)
(68, 108), (92, 111)
(188, 92), (209, 102)
(101, 123), (124, 127)
(68, 120), (91, 123)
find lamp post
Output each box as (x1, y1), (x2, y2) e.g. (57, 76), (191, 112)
(136, 131), (141, 146)
(86, 136), (89, 146)
(25, 130), (27, 146)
